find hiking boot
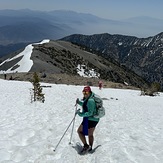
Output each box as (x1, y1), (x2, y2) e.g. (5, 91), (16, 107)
(88, 146), (92, 152)
(80, 144), (89, 154)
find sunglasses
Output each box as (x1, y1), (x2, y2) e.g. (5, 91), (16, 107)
(82, 91), (89, 95)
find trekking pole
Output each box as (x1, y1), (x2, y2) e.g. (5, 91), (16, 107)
(69, 104), (78, 144)
(53, 112), (77, 152)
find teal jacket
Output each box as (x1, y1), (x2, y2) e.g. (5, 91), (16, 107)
(77, 92), (99, 122)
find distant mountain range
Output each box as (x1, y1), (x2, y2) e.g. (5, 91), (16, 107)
(0, 9), (162, 90)
(1, 9), (163, 57)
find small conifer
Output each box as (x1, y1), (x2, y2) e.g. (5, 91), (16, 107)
(31, 72), (45, 103)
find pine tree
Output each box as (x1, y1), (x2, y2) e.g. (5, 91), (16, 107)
(31, 72), (45, 103)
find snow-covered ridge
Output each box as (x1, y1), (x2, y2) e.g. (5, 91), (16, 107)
(0, 39), (50, 74)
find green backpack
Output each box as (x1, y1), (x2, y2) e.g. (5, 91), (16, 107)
(92, 94), (105, 118)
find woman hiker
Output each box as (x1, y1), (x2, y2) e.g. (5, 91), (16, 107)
(76, 86), (99, 154)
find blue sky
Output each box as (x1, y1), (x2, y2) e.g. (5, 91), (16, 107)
(0, 0), (163, 20)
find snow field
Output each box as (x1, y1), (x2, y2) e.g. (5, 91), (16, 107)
(0, 79), (162, 162)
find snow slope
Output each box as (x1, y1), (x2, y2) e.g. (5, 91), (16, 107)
(0, 39), (99, 78)
(0, 79), (163, 163)
(0, 40), (50, 74)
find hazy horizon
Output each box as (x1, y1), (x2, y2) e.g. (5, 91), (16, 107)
(0, 0), (163, 20)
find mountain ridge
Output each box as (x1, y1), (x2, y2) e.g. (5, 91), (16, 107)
(0, 40), (149, 89)
(0, 9), (163, 43)
(61, 33), (163, 90)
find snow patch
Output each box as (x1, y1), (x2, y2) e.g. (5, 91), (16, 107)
(77, 64), (100, 78)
